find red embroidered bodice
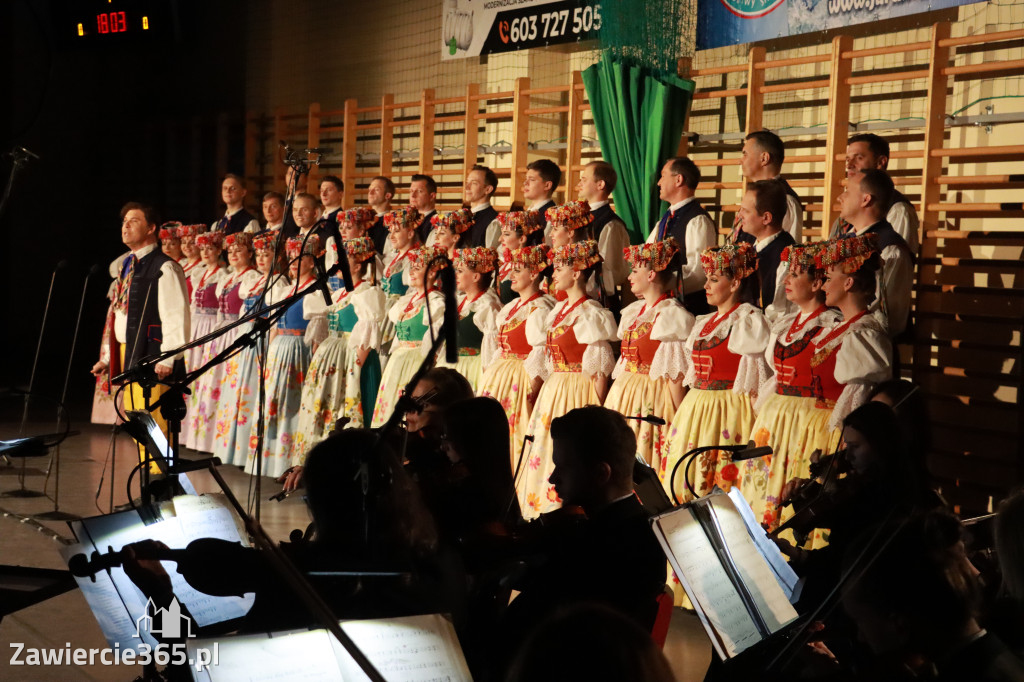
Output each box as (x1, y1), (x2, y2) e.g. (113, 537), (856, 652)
(546, 324), (586, 372)
(691, 336), (741, 391)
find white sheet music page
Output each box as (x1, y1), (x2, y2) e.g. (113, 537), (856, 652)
(725, 488), (800, 599)
(193, 630), (345, 682)
(653, 507), (759, 657)
(707, 494), (799, 632)
(334, 613), (473, 682)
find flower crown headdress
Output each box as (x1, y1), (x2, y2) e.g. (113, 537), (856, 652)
(498, 210), (545, 236)
(508, 245), (549, 274)
(700, 243), (757, 279)
(545, 200), (593, 231)
(814, 235), (878, 274)
(384, 205), (423, 232)
(430, 208), (474, 235)
(343, 236), (376, 264)
(624, 237), (679, 273)
(453, 247), (498, 273)
(549, 239), (602, 272)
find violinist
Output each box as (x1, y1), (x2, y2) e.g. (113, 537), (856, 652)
(493, 406), (667, 679)
(776, 401), (938, 612)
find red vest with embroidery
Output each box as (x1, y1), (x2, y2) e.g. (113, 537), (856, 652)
(498, 314), (532, 359)
(811, 341), (844, 408)
(621, 318), (660, 374)
(546, 324), (586, 372)
(773, 332), (820, 397)
(691, 335), (741, 391)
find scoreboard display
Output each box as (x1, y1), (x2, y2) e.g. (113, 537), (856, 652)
(50, 0), (177, 45)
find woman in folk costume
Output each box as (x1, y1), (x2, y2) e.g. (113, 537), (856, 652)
(339, 206), (385, 276)
(663, 242), (771, 502)
(518, 240), (617, 518)
(370, 245), (448, 428)
(438, 246), (501, 391)
(431, 208), (473, 258)
(543, 201), (595, 302)
(496, 210), (546, 305)
(604, 238), (695, 476)
(379, 206), (422, 358)
(182, 230), (226, 450)
(188, 232), (261, 453)
(178, 224), (207, 298)
(214, 231), (285, 466)
(159, 222), (184, 262)
(294, 236), (386, 462)
(736, 242), (841, 530)
(248, 235), (322, 478)
(479, 245), (556, 467)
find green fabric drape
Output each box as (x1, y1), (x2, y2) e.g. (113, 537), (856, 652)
(582, 55), (695, 243)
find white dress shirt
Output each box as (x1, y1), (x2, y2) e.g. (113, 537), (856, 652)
(647, 197), (717, 297)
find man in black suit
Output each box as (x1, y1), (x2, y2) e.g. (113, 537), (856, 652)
(410, 174), (439, 244)
(367, 176), (395, 256)
(463, 165), (500, 248)
(737, 179), (795, 320)
(497, 407), (667, 672)
(211, 173), (259, 235)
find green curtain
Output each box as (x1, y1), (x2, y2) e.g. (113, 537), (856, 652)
(582, 54), (695, 243)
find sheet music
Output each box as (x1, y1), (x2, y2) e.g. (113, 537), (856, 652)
(59, 542), (158, 652)
(726, 488), (800, 599)
(653, 507), (759, 657)
(334, 614), (473, 682)
(707, 494), (799, 633)
(195, 630), (346, 682)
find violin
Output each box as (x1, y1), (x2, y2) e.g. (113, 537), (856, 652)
(771, 447), (858, 544)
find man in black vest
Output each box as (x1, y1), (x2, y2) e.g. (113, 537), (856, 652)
(91, 202), (190, 465)
(650, 157), (717, 315)
(524, 159), (560, 244)
(211, 174), (259, 235)
(829, 133), (920, 255)
(736, 130), (803, 244)
(410, 174), (439, 245)
(463, 164), (501, 248)
(738, 180), (796, 319)
(839, 169), (914, 338)
(576, 161), (629, 306)
(367, 175), (395, 256)
(261, 191), (286, 231)
(317, 176), (346, 291)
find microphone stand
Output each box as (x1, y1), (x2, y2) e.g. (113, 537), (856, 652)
(668, 441), (772, 504)
(4, 260), (65, 498)
(35, 266), (99, 521)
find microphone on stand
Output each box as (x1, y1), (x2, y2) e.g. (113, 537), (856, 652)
(437, 257), (458, 363)
(624, 414), (667, 426)
(20, 259), (68, 435)
(724, 441), (773, 461)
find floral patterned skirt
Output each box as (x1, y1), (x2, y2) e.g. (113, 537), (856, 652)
(662, 387), (754, 504)
(479, 357), (538, 472)
(438, 353), (484, 393)
(737, 394), (842, 532)
(518, 371), (600, 520)
(294, 334), (382, 459)
(246, 335), (309, 479)
(370, 344), (424, 428)
(604, 371), (675, 476)
(182, 311), (220, 450)
(91, 375), (120, 425)
(188, 314), (243, 453)
(212, 327), (266, 468)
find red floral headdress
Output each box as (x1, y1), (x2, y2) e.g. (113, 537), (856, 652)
(780, 241), (826, 276)
(159, 221), (183, 240)
(343, 236), (376, 264)
(508, 245), (549, 274)
(196, 231), (225, 249)
(549, 239), (602, 272)
(225, 232), (253, 251)
(624, 237), (679, 272)
(545, 200), (593, 231)
(384, 205), (423, 232)
(430, 208), (474, 235)
(453, 247), (498, 273)
(252, 231), (278, 252)
(410, 245), (451, 280)
(178, 224), (207, 240)
(498, 210), (545, 236)
(700, 242), (757, 279)
(815, 235), (878, 274)
(286, 234), (324, 258)
(340, 207), (377, 230)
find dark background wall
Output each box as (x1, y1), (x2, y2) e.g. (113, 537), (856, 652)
(1, 0), (253, 422)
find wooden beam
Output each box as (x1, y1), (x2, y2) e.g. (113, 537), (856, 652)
(342, 98), (357, 209)
(920, 22), (951, 252)
(419, 88), (435, 174)
(565, 71), (585, 202)
(509, 77), (531, 209)
(306, 102), (321, 191)
(742, 47), (767, 199)
(380, 94), (394, 178)
(462, 83), (480, 183)
(822, 35), (853, 238)
(273, 106), (286, 191)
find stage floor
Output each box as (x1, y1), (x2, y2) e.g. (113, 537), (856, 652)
(0, 424), (711, 680)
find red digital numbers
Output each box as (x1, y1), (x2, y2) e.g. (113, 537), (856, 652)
(96, 11), (127, 34)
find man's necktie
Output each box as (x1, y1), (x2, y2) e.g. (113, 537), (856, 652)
(216, 215), (229, 231)
(114, 254), (137, 312)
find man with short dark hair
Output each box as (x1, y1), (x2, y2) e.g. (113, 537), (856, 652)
(92, 202), (190, 467)
(830, 133), (920, 254)
(839, 169), (914, 337)
(497, 406), (666, 672)
(524, 159), (560, 244)
(367, 176), (395, 256)
(649, 156), (717, 314)
(576, 161), (629, 304)
(738, 179), (795, 318)
(212, 174), (259, 235)
(262, 192), (286, 231)
(463, 164), (501, 248)
(409, 174), (439, 244)
(737, 130), (803, 243)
